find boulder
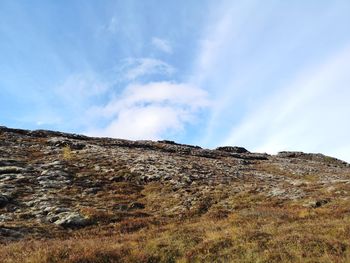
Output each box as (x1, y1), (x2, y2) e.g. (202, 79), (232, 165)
(0, 195), (9, 207)
(277, 151), (305, 158)
(216, 146), (249, 154)
(304, 199), (330, 208)
(47, 137), (86, 150)
(0, 166), (25, 174)
(53, 212), (90, 228)
(129, 202), (145, 209)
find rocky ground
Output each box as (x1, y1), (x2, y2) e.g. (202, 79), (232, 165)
(0, 126), (350, 262)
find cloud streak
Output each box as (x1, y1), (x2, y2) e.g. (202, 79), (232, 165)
(118, 58), (175, 81)
(222, 45), (350, 161)
(185, 1), (350, 161)
(152, 37), (173, 54)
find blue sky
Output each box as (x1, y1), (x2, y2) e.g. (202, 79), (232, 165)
(1, 1), (350, 161)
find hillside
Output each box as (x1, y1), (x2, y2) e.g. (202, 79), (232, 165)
(0, 126), (350, 262)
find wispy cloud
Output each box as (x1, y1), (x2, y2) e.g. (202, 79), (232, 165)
(222, 45), (350, 161)
(87, 81), (209, 140)
(151, 37), (173, 54)
(55, 73), (109, 106)
(106, 16), (118, 33)
(118, 58), (175, 81)
(183, 1), (350, 162)
(39, 72), (111, 131)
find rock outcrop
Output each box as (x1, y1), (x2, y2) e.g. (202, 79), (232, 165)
(0, 125), (349, 244)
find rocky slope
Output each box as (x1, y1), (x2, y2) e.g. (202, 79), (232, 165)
(0, 126), (350, 262)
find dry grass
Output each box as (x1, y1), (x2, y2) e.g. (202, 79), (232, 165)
(1, 196), (350, 263)
(2, 169), (350, 262)
(62, 145), (73, 161)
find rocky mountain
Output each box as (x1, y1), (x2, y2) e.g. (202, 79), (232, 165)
(0, 126), (349, 262)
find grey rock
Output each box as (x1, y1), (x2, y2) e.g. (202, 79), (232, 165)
(277, 151), (305, 158)
(115, 204), (129, 211)
(114, 202), (145, 211)
(0, 166), (25, 174)
(141, 173), (161, 182)
(269, 187), (286, 197)
(129, 202), (145, 209)
(47, 208), (72, 222)
(38, 180), (69, 188)
(0, 214), (13, 222)
(305, 199), (330, 208)
(40, 170), (71, 178)
(53, 212), (90, 228)
(0, 159), (25, 167)
(216, 146), (249, 153)
(0, 195), (9, 207)
(40, 160), (62, 168)
(109, 175), (125, 182)
(0, 173), (26, 181)
(0, 227), (23, 239)
(47, 137), (86, 150)
(84, 187), (101, 194)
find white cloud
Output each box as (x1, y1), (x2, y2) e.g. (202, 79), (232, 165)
(120, 58), (175, 80)
(87, 81), (209, 140)
(151, 37), (173, 54)
(92, 106), (185, 140)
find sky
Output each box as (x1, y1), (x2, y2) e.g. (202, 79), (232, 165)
(1, 1), (350, 162)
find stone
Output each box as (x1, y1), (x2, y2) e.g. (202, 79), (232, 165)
(129, 202), (145, 209)
(0, 195), (9, 207)
(47, 137), (86, 150)
(40, 160), (62, 168)
(141, 173), (161, 182)
(0, 166), (25, 174)
(277, 151), (305, 158)
(53, 212), (90, 228)
(269, 187), (286, 197)
(0, 227), (23, 239)
(305, 199), (330, 208)
(0, 214), (13, 222)
(38, 180), (69, 188)
(109, 175), (125, 182)
(216, 146), (249, 153)
(114, 204), (129, 211)
(84, 187), (101, 194)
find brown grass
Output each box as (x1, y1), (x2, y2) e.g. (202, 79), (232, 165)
(2, 197), (350, 263)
